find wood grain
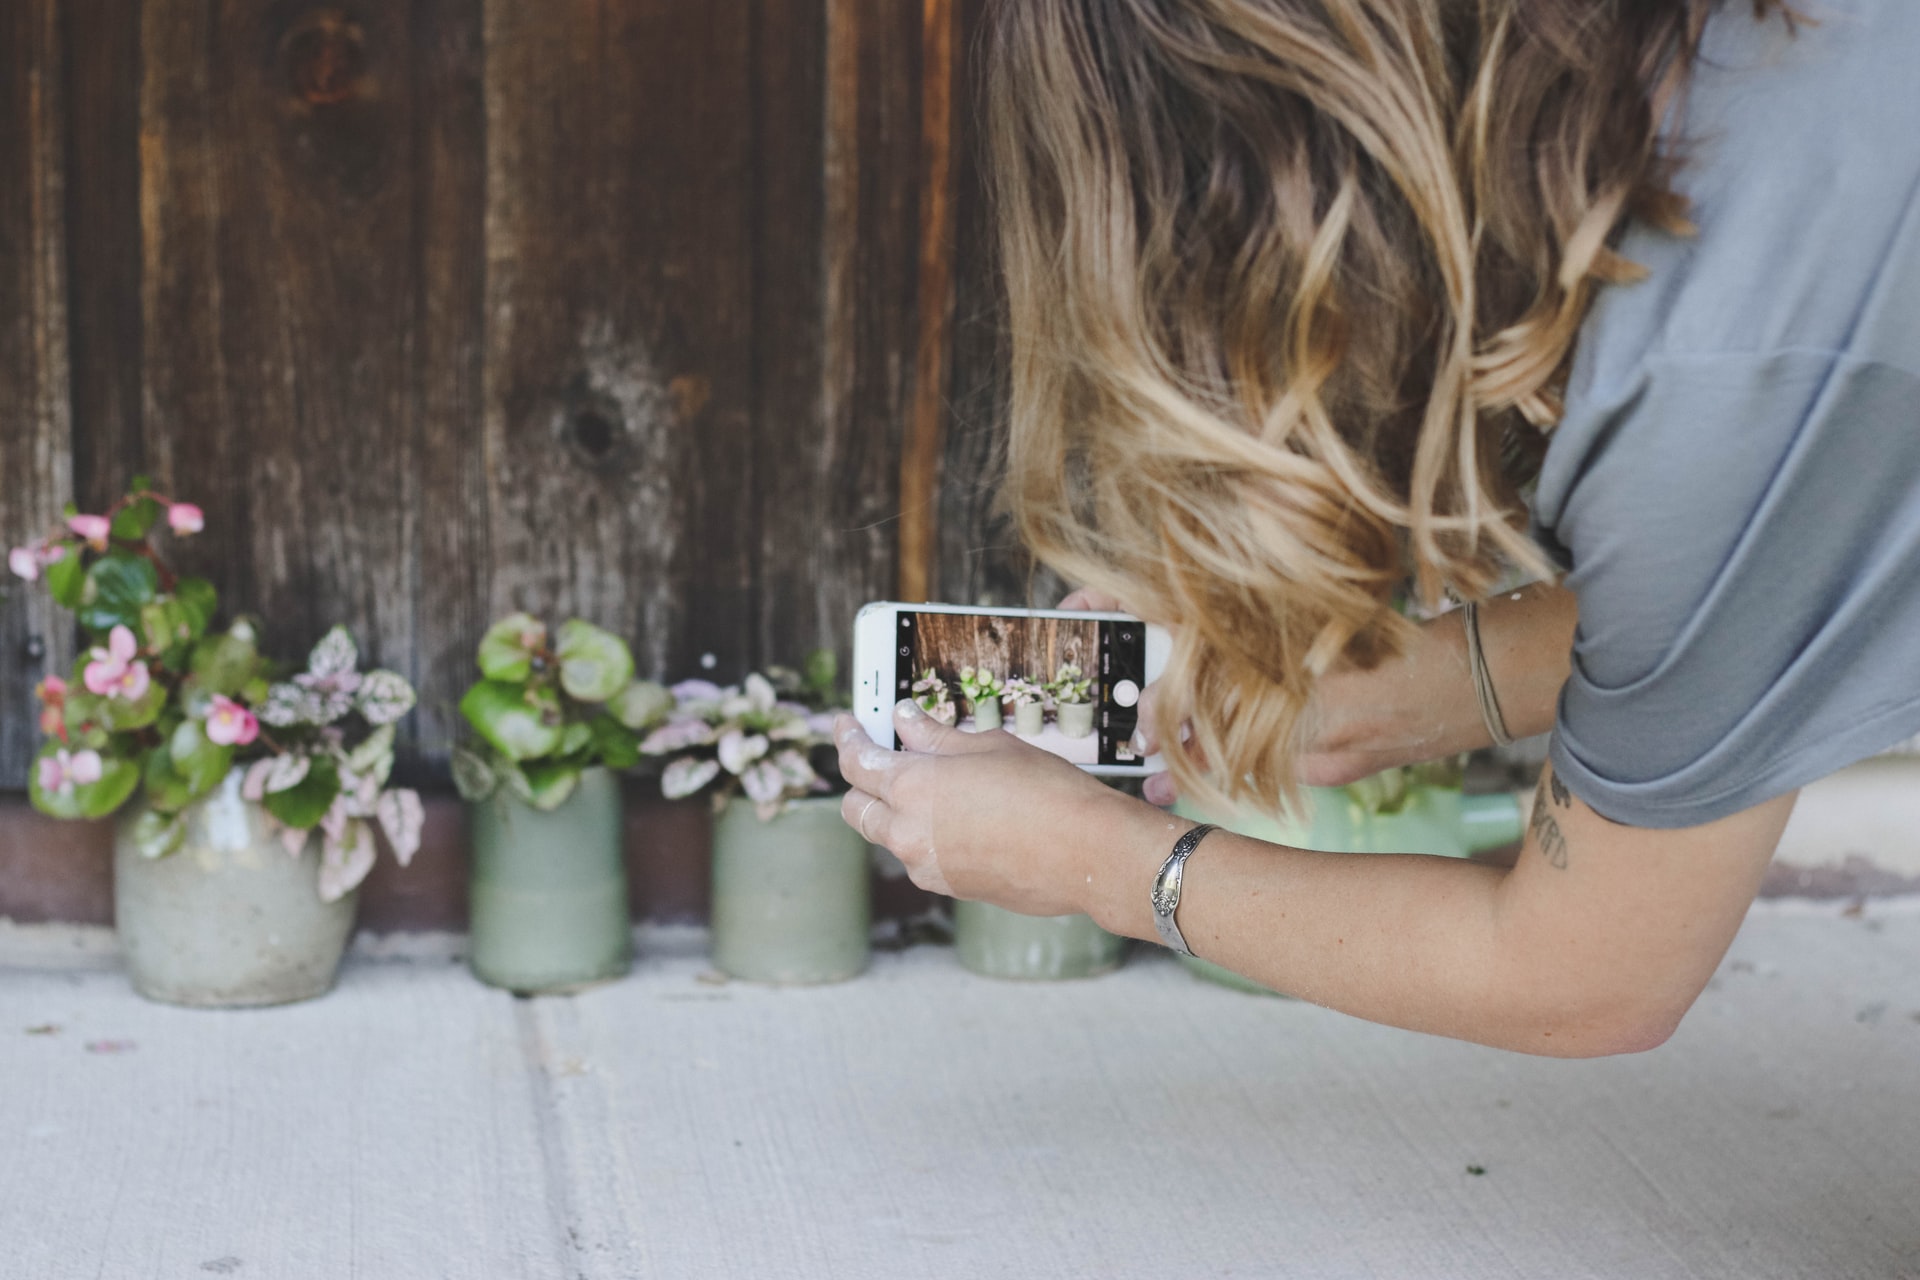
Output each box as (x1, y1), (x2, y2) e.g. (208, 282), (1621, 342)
(481, 0), (757, 682)
(139, 0), (433, 732)
(897, 0), (957, 604)
(0, 0), (75, 783)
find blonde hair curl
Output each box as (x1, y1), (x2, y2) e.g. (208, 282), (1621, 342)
(988, 0), (1784, 814)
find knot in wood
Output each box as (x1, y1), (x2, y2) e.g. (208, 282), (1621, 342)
(283, 10), (367, 106)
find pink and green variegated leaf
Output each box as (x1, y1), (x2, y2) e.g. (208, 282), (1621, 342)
(258, 682), (308, 727)
(639, 717), (716, 756)
(376, 788), (424, 866)
(241, 757), (276, 803)
(355, 669), (416, 726)
(772, 749), (818, 791)
(278, 822), (310, 859)
(263, 753), (311, 795)
(337, 765), (382, 818)
(661, 756), (722, 801)
(307, 625), (359, 680)
(740, 759), (785, 806)
(717, 729), (769, 777)
(318, 818), (377, 903)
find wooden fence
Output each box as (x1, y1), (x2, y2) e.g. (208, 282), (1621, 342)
(0, 0), (1036, 791)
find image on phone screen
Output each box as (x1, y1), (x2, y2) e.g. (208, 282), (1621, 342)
(893, 611), (1149, 767)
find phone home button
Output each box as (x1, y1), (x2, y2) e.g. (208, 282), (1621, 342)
(1114, 678), (1140, 708)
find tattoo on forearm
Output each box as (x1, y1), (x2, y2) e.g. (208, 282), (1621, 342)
(1531, 774), (1571, 870)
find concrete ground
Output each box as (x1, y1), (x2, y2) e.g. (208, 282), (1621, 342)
(2, 901), (1917, 1280)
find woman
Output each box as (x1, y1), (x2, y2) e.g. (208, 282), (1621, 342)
(835, 0), (1920, 1056)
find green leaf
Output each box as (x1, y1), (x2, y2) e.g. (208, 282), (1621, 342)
(589, 714), (641, 770)
(141, 745), (197, 815)
(347, 723), (397, 775)
(477, 613), (546, 683)
(459, 679), (564, 762)
(555, 620), (635, 703)
(77, 553), (159, 635)
(609, 679), (672, 730)
(167, 719), (234, 798)
(557, 720), (593, 758)
(450, 746), (499, 803)
(173, 577), (218, 638)
(110, 495), (164, 542)
(515, 761), (581, 812)
(129, 810), (187, 860)
(45, 548), (85, 608)
(189, 627), (260, 696)
(96, 678), (166, 732)
(262, 754), (341, 830)
(803, 648), (839, 700)
(28, 747), (141, 821)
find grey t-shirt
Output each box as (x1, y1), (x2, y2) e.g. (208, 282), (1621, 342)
(1530, 0), (1920, 828)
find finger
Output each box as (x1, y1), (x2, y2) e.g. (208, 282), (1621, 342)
(893, 698), (999, 755)
(840, 787), (896, 848)
(1057, 587), (1121, 612)
(1142, 771), (1179, 808)
(834, 714), (908, 803)
(1133, 682), (1162, 755)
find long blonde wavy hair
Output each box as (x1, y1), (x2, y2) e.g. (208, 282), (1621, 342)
(989, 0), (1783, 813)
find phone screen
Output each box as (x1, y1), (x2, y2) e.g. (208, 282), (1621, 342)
(892, 610), (1150, 766)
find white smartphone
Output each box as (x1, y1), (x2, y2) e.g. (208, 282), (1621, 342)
(853, 601), (1171, 775)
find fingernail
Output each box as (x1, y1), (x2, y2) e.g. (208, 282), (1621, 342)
(896, 699), (923, 720)
(1130, 729), (1148, 755)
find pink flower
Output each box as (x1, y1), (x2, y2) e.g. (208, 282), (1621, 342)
(37, 748), (103, 798)
(167, 503), (205, 536)
(67, 514), (111, 550)
(204, 695), (260, 747)
(8, 546), (39, 581)
(35, 675), (67, 739)
(84, 625), (150, 701)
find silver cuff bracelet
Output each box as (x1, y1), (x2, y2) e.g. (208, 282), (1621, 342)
(1151, 823), (1219, 957)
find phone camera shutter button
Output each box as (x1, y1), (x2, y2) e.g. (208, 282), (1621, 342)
(1114, 679), (1140, 708)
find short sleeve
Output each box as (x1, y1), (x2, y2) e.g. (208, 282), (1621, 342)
(1533, 351), (1920, 828)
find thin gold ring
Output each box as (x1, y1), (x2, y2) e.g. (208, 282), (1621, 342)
(857, 796), (881, 842)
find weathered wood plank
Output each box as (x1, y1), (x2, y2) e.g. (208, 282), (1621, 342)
(0, 0), (74, 785)
(63, 0), (145, 513)
(898, 0), (957, 604)
(139, 0), (435, 734)
(481, 0), (758, 683)
(404, 0), (489, 760)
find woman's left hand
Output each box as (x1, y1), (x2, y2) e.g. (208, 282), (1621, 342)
(835, 700), (1159, 919)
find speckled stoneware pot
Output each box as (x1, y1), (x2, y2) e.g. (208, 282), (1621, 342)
(113, 769), (357, 1008)
(953, 900), (1126, 980)
(710, 796), (870, 985)
(468, 767), (631, 994)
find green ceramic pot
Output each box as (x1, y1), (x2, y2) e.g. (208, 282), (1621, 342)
(1013, 701), (1045, 737)
(1056, 701), (1095, 739)
(114, 769), (356, 1008)
(710, 796), (870, 984)
(970, 698), (1004, 731)
(468, 767), (630, 994)
(953, 900), (1126, 980)
(1171, 781), (1524, 996)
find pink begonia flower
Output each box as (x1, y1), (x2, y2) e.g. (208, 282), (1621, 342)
(84, 625), (151, 701)
(167, 503), (205, 536)
(8, 546), (39, 581)
(35, 675), (68, 739)
(204, 695), (260, 747)
(67, 514), (111, 550)
(37, 748), (103, 798)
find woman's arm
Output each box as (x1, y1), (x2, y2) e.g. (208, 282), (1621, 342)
(836, 705), (1796, 1059)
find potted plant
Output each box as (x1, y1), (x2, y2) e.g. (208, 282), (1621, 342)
(955, 666), (1007, 731)
(910, 667), (957, 725)
(1049, 663), (1095, 739)
(452, 613), (669, 993)
(1005, 676), (1047, 738)
(643, 655), (868, 984)
(7, 483), (421, 1007)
